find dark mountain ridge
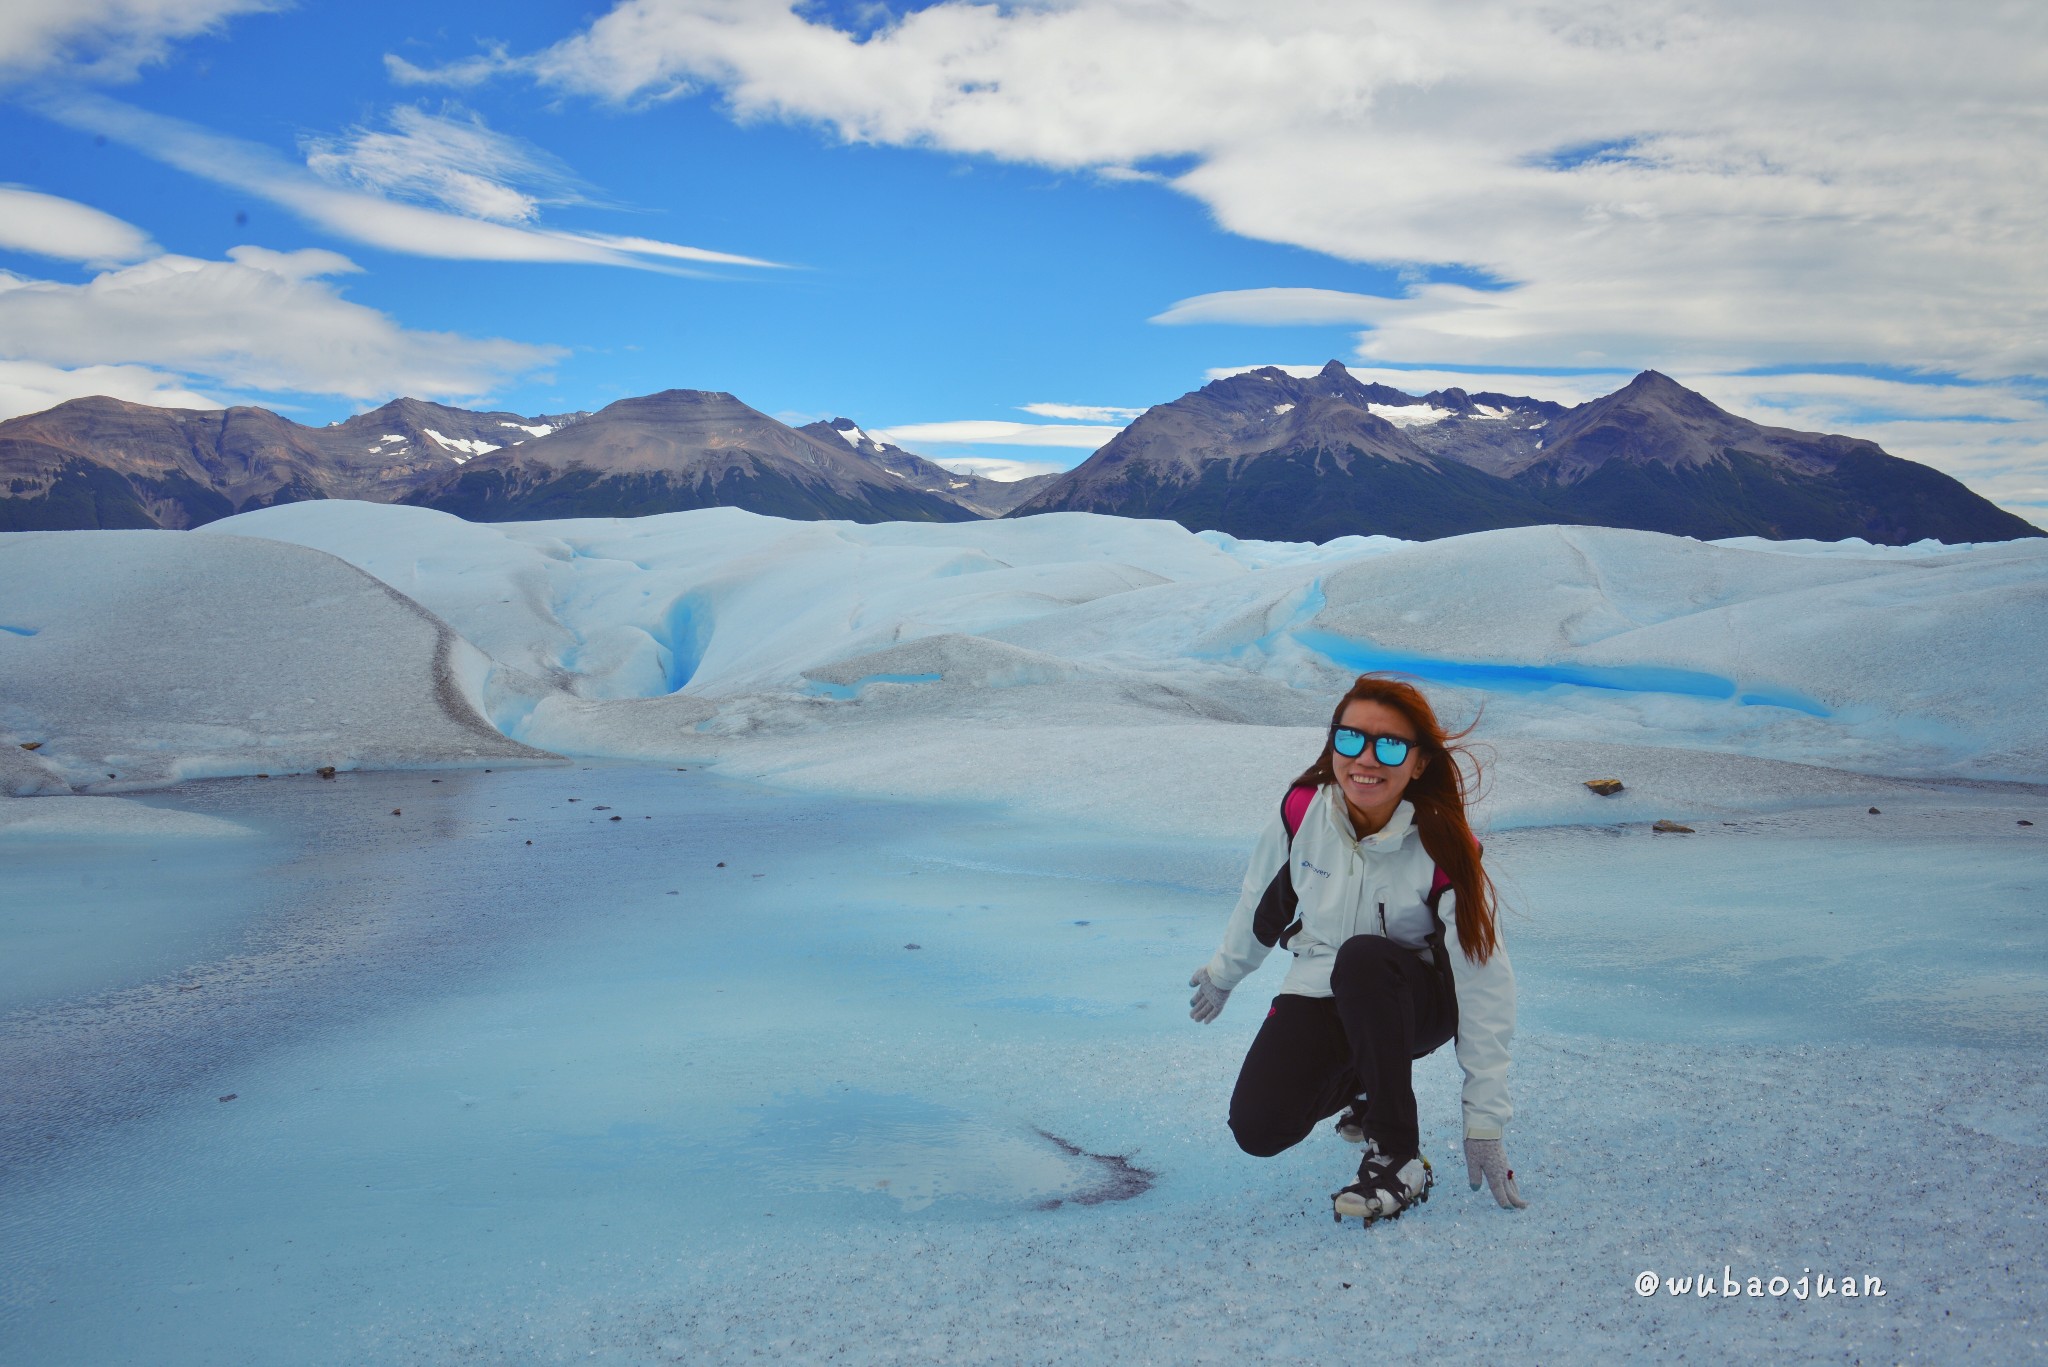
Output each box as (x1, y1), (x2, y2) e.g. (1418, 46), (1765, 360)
(0, 390), (981, 530)
(1009, 364), (2039, 545)
(403, 390), (978, 524)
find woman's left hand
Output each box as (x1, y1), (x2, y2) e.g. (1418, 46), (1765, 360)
(1463, 1137), (1528, 1209)
(1187, 967), (1231, 1023)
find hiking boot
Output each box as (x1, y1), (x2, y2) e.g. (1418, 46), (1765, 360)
(1332, 1142), (1433, 1225)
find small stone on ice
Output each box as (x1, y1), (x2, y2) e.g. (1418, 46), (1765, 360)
(904, 943), (921, 950)
(1652, 819), (1694, 833)
(1584, 778), (1624, 796)
(1869, 807), (1881, 814)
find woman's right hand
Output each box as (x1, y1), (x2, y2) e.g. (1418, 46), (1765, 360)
(1463, 1137), (1529, 1209)
(1188, 967), (1231, 1023)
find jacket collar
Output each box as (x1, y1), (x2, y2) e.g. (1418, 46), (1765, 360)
(1323, 787), (1416, 848)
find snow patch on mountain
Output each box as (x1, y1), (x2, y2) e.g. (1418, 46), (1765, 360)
(423, 429), (501, 462)
(1368, 403), (1458, 427)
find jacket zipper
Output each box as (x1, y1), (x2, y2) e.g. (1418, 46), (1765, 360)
(1378, 901), (1387, 937)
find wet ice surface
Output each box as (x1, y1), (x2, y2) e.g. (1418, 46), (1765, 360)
(4, 766), (2046, 1364)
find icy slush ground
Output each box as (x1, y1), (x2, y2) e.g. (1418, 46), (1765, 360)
(3, 766), (2045, 1365)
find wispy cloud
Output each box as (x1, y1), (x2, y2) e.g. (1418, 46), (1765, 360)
(1018, 402), (1145, 423)
(0, 245), (561, 410)
(0, 0), (277, 82)
(0, 185), (158, 266)
(933, 456), (1067, 483)
(302, 105), (593, 225)
(1158, 289), (1399, 329)
(871, 419), (1122, 449)
(383, 46), (516, 91)
(32, 90), (785, 273)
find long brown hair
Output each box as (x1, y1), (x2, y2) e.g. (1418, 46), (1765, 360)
(1293, 674), (1499, 964)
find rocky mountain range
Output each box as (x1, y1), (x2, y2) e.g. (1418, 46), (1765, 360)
(0, 390), (988, 531)
(1010, 363), (2039, 544)
(0, 366), (2035, 543)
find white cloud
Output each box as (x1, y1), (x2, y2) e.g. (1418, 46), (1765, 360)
(34, 91), (784, 272)
(0, 186), (158, 266)
(1158, 289), (1398, 329)
(935, 456), (1069, 483)
(1018, 402), (1145, 423)
(871, 419), (1123, 449)
(0, 358), (226, 419)
(498, 1), (2048, 385)
(0, 246), (562, 404)
(0, 0), (274, 81)
(383, 47), (515, 91)
(303, 106), (591, 225)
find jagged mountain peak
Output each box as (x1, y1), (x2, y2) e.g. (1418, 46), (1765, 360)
(1527, 370), (1847, 484)
(818, 417), (884, 453)
(1200, 362), (1437, 413)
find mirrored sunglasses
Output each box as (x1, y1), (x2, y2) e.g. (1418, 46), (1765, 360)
(1331, 727), (1414, 766)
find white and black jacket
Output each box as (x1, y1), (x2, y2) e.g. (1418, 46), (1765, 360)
(1204, 787), (1516, 1140)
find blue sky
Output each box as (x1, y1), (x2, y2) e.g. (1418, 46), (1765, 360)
(0, 1), (2043, 521)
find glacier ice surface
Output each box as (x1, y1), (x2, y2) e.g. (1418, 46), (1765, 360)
(4, 505), (2047, 1361)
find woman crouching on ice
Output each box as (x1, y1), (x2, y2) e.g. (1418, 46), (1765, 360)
(1188, 675), (1526, 1225)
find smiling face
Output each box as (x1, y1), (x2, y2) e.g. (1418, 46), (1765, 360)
(1331, 699), (1429, 837)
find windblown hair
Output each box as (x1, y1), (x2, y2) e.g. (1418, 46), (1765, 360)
(1294, 674), (1499, 964)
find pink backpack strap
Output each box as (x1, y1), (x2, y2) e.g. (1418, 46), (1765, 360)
(1425, 841), (1479, 911)
(1281, 782), (1317, 842)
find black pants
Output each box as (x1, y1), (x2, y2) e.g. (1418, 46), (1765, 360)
(1228, 935), (1456, 1162)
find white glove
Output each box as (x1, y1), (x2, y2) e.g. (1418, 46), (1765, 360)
(1463, 1137), (1529, 1209)
(1188, 967), (1230, 1023)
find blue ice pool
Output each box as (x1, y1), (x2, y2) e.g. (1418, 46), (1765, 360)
(1293, 630), (1833, 716)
